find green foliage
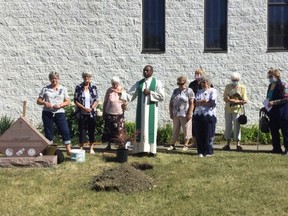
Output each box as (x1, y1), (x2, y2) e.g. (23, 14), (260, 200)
(64, 104), (79, 144)
(95, 102), (104, 142)
(157, 124), (173, 145)
(125, 121), (136, 139)
(241, 124), (272, 144)
(0, 115), (14, 135)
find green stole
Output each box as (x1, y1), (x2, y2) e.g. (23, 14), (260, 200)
(136, 77), (156, 143)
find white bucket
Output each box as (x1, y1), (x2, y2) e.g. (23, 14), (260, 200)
(70, 149), (85, 162)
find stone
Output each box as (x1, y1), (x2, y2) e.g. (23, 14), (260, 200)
(0, 117), (49, 157)
(0, 156), (57, 168)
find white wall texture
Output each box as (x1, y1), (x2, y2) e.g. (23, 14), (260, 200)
(0, 0), (288, 133)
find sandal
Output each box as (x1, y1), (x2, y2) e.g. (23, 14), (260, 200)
(236, 145), (243, 151)
(104, 145), (112, 150)
(222, 145), (230, 150)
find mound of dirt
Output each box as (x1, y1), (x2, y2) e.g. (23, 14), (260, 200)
(91, 163), (154, 194)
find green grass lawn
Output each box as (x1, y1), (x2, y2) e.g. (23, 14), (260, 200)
(0, 150), (287, 216)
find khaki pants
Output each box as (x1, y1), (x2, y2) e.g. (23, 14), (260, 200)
(172, 116), (192, 145)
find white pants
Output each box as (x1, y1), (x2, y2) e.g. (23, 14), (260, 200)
(224, 111), (241, 141)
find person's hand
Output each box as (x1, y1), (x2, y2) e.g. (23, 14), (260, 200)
(229, 98), (237, 104)
(83, 107), (92, 113)
(268, 101), (273, 108)
(186, 113), (192, 121)
(113, 86), (123, 94)
(52, 104), (61, 110)
(44, 102), (52, 108)
(143, 88), (150, 95)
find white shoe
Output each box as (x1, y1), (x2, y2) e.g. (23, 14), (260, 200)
(167, 146), (176, 151)
(90, 150), (95, 154)
(206, 154), (212, 157)
(182, 146), (189, 151)
(198, 154), (204, 158)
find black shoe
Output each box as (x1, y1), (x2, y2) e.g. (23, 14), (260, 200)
(148, 153), (156, 157)
(222, 145), (230, 150)
(270, 149), (283, 154)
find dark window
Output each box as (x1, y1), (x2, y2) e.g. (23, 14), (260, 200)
(268, 0), (288, 51)
(142, 0), (165, 53)
(204, 0), (228, 52)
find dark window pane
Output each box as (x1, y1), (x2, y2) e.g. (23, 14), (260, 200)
(268, 1), (288, 50)
(205, 0), (227, 51)
(269, 0), (288, 3)
(143, 0), (165, 52)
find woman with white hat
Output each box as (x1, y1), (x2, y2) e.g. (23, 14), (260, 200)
(222, 72), (248, 151)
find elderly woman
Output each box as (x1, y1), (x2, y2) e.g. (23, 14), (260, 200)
(193, 76), (217, 157)
(37, 72), (72, 156)
(102, 76), (128, 150)
(189, 67), (205, 95)
(74, 72), (98, 154)
(264, 68), (288, 154)
(222, 72), (248, 151)
(168, 76), (194, 151)
(189, 68), (213, 148)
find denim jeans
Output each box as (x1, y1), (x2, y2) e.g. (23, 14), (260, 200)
(42, 111), (71, 145)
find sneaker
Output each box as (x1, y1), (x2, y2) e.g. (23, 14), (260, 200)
(167, 146), (176, 151)
(182, 146), (189, 151)
(198, 154), (204, 158)
(90, 149), (95, 154)
(222, 145), (230, 150)
(206, 154), (213, 157)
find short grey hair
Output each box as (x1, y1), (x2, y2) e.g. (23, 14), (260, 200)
(230, 72), (241, 81)
(111, 76), (120, 85)
(82, 71), (92, 78)
(48, 72), (60, 80)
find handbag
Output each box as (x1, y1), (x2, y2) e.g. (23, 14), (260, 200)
(259, 109), (270, 133)
(238, 105), (247, 125)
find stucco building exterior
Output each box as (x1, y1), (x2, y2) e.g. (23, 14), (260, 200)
(0, 0), (287, 132)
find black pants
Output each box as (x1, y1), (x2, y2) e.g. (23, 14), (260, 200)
(270, 116), (288, 151)
(78, 115), (96, 144)
(193, 115), (216, 155)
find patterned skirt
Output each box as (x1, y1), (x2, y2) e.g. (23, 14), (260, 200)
(101, 113), (126, 145)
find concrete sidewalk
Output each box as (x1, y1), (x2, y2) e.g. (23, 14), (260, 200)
(64, 143), (274, 154)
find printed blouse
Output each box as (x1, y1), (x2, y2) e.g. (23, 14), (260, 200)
(170, 88), (194, 117)
(74, 82), (98, 117)
(194, 88), (217, 117)
(39, 84), (69, 113)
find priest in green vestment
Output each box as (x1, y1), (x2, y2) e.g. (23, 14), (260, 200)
(127, 65), (165, 156)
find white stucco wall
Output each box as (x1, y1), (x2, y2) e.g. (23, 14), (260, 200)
(0, 0), (287, 132)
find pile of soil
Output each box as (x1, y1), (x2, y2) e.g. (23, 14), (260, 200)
(91, 162), (154, 194)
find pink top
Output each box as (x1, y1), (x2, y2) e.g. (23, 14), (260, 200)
(104, 88), (123, 115)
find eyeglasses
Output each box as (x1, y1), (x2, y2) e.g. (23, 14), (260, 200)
(231, 79), (238, 82)
(177, 83), (185, 85)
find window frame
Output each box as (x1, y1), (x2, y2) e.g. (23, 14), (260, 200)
(204, 0), (228, 53)
(142, 0), (165, 53)
(267, 0), (288, 51)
